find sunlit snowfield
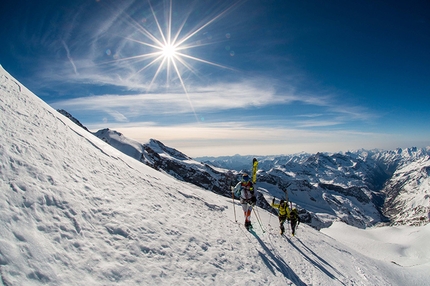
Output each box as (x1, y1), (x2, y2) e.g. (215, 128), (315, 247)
(1, 66), (429, 285)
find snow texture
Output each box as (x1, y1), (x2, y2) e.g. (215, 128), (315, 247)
(1, 65), (429, 285)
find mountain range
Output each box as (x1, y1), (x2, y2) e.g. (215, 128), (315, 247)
(58, 110), (430, 230)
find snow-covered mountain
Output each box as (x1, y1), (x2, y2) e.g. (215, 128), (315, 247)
(57, 109), (90, 132)
(200, 149), (430, 228)
(383, 155), (430, 225)
(84, 123), (430, 229)
(92, 128), (236, 198)
(2, 65), (430, 285)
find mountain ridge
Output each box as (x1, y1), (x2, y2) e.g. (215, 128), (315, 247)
(74, 119), (429, 229)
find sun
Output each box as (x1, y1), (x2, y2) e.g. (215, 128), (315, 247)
(113, 0), (242, 121)
(119, 0), (240, 92)
(162, 44), (177, 59)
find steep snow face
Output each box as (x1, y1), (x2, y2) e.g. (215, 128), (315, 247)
(383, 156), (430, 225)
(94, 128), (145, 161)
(0, 67), (245, 284)
(147, 139), (191, 161)
(57, 109), (90, 132)
(92, 129), (235, 197)
(1, 66), (430, 285)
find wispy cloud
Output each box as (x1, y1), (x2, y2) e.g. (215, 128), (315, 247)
(51, 78), (284, 112)
(51, 74), (376, 130)
(87, 121), (393, 156)
(62, 41), (78, 75)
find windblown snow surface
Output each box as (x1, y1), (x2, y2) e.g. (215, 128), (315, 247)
(1, 65), (429, 285)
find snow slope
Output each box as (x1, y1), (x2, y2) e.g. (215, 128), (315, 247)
(383, 156), (430, 225)
(322, 222), (430, 285)
(1, 65), (429, 285)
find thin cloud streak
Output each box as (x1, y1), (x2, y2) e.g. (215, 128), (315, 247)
(93, 122), (396, 157)
(51, 79), (284, 111)
(52, 79), (374, 117)
(62, 41), (78, 75)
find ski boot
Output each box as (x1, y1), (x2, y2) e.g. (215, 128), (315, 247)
(245, 221), (252, 231)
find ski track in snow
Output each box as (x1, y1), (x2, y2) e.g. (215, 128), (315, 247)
(1, 66), (429, 285)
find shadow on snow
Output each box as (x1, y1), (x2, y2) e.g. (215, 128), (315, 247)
(289, 237), (346, 285)
(251, 232), (307, 286)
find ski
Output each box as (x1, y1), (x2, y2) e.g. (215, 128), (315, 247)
(252, 158), (258, 184)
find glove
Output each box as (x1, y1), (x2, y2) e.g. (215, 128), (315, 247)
(250, 196), (257, 206)
(272, 198), (275, 204)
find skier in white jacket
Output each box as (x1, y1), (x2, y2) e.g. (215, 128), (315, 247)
(232, 173), (257, 230)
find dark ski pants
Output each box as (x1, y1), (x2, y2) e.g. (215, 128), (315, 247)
(279, 215), (287, 232)
(291, 220), (298, 235)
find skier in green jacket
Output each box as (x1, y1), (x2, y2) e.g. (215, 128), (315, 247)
(290, 208), (301, 236)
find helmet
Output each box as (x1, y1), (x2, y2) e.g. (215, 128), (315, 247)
(242, 173), (249, 182)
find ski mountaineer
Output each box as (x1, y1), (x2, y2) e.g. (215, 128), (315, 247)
(232, 173), (257, 230)
(271, 198), (290, 235)
(289, 207), (301, 236)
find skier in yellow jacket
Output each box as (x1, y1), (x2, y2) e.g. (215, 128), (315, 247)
(271, 198), (290, 235)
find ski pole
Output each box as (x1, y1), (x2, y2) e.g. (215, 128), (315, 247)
(269, 196), (275, 227)
(231, 187), (237, 222)
(268, 208), (272, 226)
(254, 206), (265, 233)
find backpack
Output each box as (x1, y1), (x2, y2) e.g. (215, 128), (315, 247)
(290, 209), (299, 221)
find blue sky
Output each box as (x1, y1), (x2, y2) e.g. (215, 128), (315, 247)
(1, 0), (429, 157)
